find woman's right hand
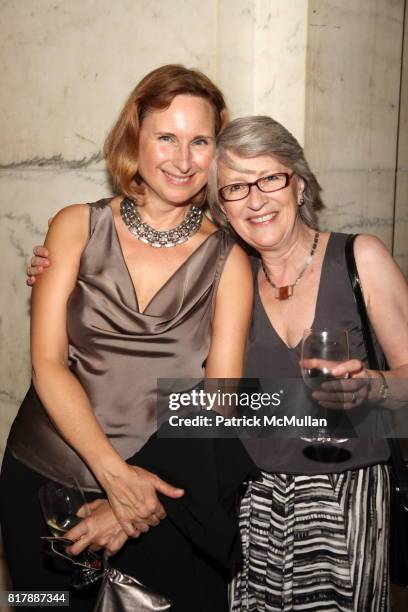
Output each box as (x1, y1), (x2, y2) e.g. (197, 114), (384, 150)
(26, 246), (50, 285)
(99, 462), (184, 537)
(65, 499), (130, 557)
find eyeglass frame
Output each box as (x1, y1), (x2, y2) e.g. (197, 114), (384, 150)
(218, 171), (295, 202)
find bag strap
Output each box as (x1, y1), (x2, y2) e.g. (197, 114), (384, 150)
(345, 235), (380, 369)
(345, 234), (408, 504)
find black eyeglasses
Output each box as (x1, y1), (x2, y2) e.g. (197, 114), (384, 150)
(219, 172), (294, 202)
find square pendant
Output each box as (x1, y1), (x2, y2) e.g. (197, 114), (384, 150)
(276, 285), (293, 300)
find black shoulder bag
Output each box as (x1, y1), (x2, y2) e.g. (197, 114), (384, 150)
(345, 233), (408, 587)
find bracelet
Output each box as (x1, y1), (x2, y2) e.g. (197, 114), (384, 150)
(377, 370), (389, 401)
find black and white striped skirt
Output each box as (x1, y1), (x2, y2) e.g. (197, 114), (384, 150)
(231, 465), (390, 611)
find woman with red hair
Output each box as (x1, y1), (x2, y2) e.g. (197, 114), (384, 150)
(0, 65), (254, 611)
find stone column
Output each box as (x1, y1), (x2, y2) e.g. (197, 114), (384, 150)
(217, 0), (308, 143)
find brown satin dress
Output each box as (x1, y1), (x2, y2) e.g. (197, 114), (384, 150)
(8, 198), (235, 491)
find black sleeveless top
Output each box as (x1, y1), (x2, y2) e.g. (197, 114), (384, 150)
(243, 232), (390, 473)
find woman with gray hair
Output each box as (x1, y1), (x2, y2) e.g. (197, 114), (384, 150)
(208, 116), (408, 611)
(25, 115), (408, 611)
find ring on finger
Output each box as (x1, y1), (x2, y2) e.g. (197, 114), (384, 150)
(351, 392), (356, 403)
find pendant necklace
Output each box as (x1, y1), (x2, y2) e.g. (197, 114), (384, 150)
(261, 231), (320, 300)
(120, 198), (203, 248)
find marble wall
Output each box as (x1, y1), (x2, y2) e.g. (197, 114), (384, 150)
(305, 0), (407, 263)
(217, 0), (308, 141)
(0, 0), (406, 602)
(394, 2), (408, 272)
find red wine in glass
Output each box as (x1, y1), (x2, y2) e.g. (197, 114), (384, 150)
(301, 328), (349, 444)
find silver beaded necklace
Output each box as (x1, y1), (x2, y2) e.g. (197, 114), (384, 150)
(120, 198), (203, 248)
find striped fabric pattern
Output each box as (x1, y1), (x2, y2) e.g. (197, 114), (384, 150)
(231, 465), (390, 611)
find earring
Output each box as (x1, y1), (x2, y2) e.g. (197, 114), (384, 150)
(298, 195), (305, 207)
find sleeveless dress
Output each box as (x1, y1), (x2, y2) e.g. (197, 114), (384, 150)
(0, 199), (245, 611)
(6, 199), (235, 490)
(231, 233), (390, 612)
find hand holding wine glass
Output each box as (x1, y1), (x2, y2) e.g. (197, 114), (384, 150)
(310, 357), (371, 410)
(64, 498), (130, 557)
(39, 480), (104, 589)
(300, 328), (350, 444)
(39, 480), (88, 537)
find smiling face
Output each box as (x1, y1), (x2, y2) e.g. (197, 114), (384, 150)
(137, 94), (216, 210)
(218, 152), (304, 251)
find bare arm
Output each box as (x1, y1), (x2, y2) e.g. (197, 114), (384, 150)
(31, 205), (104, 464)
(355, 235), (408, 377)
(203, 244), (253, 417)
(205, 244), (253, 378)
(317, 234), (408, 408)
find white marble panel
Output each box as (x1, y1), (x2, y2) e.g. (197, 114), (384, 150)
(395, 171), (408, 275)
(305, 0), (405, 251)
(306, 0), (404, 171)
(394, 4), (408, 275)
(217, 0), (257, 117)
(252, 0), (308, 144)
(217, 0), (308, 143)
(316, 169), (394, 245)
(0, 168), (113, 449)
(0, 0), (217, 165)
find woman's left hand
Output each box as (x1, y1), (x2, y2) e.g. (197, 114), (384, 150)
(305, 358), (370, 409)
(64, 499), (131, 557)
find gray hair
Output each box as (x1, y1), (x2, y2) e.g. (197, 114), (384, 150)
(207, 116), (324, 229)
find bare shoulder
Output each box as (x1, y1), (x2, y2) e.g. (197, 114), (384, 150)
(45, 203), (89, 248)
(50, 203), (89, 228)
(354, 233), (404, 277)
(227, 242), (251, 268)
(354, 234), (407, 297)
(354, 233), (391, 264)
(220, 243), (252, 288)
(214, 242), (253, 324)
(32, 204), (90, 292)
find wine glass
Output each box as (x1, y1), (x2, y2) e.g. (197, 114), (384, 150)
(301, 328), (349, 444)
(39, 479), (103, 589)
(39, 480), (87, 537)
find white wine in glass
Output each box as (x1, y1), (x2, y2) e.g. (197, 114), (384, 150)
(39, 480), (86, 537)
(39, 479), (103, 589)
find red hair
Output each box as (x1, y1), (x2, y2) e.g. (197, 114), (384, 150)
(105, 64), (228, 201)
